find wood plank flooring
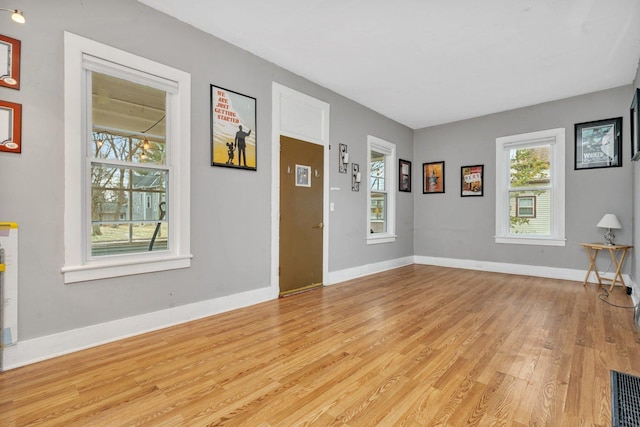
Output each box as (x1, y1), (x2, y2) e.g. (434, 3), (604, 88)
(1, 265), (639, 426)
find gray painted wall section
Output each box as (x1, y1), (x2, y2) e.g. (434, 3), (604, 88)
(414, 86), (633, 272)
(0, 0), (413, 341)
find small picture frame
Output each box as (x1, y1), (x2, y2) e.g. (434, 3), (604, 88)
(210, 85), (257, 170)
(352, 163), (360, 191)
(0, 34), (20, 90)
(631, 88), (640, 161)
(399, 159), (411, 192)
(423, 161), (445, 194)
(461, 164), (483, 197)
(295, 164), (311, 187)
(0, 99), (22, 153)
(574, 117), (622, 170)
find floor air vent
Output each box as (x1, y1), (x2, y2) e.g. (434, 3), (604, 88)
(611, 370), (640, 427)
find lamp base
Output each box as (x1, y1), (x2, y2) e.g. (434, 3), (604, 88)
(604, 229), (615, 246)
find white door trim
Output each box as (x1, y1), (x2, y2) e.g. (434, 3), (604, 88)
(271, 83), (330, 296)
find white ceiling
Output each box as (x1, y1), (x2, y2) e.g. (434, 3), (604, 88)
(138, 0), (640, 129)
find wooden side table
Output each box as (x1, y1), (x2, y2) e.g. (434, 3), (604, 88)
(581, 243), (633, 291)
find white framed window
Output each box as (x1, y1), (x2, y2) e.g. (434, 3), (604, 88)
(495, 128), (565, 246)
(516, 196), (536, 218)
(367, 135), (396, 244)
(62, 32), (192, 283)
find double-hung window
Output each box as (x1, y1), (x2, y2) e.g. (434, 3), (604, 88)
(63, 32), (191, 283)
(367, 135), (396, 244)
(516, 196), (536, 218)
(495, 128), (565, 246)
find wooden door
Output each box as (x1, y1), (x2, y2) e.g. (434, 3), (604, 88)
(279, 136), (324, 296)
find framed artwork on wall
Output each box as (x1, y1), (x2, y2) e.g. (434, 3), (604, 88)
(631, 88), (640, 161)
(423, 161), (444, 194)
(574, 117), (622, 170)
(295, 164), (311, 187)
(0, 99), (21, 153)
(0, 34), (20, 90)
(352, 163), (360, 191)
(461, 164), (483, 197)
(399, 159), (411, 192)
(210, 85), (257, 170)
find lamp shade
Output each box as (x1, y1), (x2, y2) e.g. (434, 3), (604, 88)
(597, 214), (622, 229)
(11, 10), (25, 24)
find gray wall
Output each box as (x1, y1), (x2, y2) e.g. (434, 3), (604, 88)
(414, 86), (633, 272)
(0, 0), (413, 341)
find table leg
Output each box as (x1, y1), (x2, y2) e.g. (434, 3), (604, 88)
(582, 247), (601, 286)
(608, 247), (628, 292)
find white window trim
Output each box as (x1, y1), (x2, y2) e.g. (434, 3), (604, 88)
(366, 135), (397, 245)
(62, 32), (192, 283)
(495, 128), (565, 247)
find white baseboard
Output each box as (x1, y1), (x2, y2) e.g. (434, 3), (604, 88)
(326, 256), (414, 285)
(414, 255), (631, 285)
(2, 285), (275, 371)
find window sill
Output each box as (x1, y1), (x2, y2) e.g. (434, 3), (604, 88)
(495, 236), (566, 247)
(367, 234), (397, 245)
(62, 254), (192, 284)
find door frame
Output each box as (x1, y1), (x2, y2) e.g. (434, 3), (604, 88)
(271, 83), (330, 297)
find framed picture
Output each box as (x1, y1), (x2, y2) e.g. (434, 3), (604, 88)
(352, 163), (360, 191)
(0, 100), (21, 153)
(399, 159), (411, 192)
(461, 164), (483, 197)
(0, 34), (20, 90)
(295, 164), (311, 187)
(423, 161), (444, 194)
(631, 88), (640, 161)
(575, 117), (622, 170)
(210, 85), (257, 170)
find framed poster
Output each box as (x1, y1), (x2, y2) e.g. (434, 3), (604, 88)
(574, 117), (622, 170)
(210, 85), (257, 170)
(295, 164), (311, 187)
(423, 161), (444, 194)
(461, 164), (483, 197)
(0, 100), (21, 153)
(399, 159), (411, 192)
(631, 88), (640, 161)
(0, 34), (20, 90)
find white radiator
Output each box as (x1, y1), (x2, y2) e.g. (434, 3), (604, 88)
(0, 222), (18, 350)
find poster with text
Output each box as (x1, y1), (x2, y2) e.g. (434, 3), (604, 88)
(461, 165), (483, 197)
(574, 117), (621, 170)
(211, 85), (257, 170)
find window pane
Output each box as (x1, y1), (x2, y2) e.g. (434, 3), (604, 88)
(91, 164), (167, 256)
(91, 223), (168, 256)
(91, 72), (166, 166)
(509, 145), (550, 188)
(92, 133), (167, 165)
(370, 150), (385, 191)
(370, 192), (386, 233)
(91, 187), (130, 221)
(510, 190), (549, 234)
(519, 198), (533, 208)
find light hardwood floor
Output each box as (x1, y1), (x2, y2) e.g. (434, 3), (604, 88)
(1, 265), (639, 426)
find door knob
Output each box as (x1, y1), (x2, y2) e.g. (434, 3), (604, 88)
(313, 222), (324, 229)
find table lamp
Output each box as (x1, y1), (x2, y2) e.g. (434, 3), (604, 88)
(597, 214), (622, 245)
